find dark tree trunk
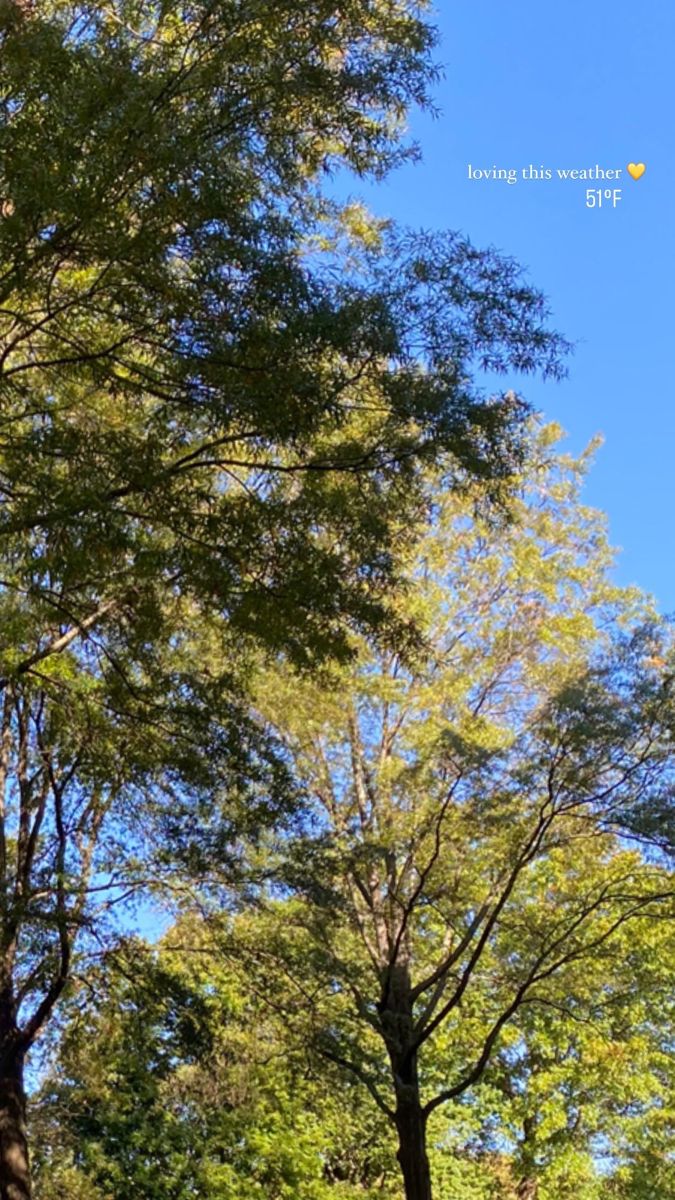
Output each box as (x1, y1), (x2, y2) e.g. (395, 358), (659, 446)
(395, 1097), (432, 1200)
(0, 1049), (30, 1200)
(380, 961), (433, 1200)
(517, 1113), (538, 1199)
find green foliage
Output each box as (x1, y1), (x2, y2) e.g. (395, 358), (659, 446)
(0, 13), (570, 1188)
(33, 925), (400, 1200)
(425, 887), (674, 1198)
(0, 586), (301, 1085)
(3, 9), (670, 1200)
(32, 903), (674, 1199)
(0, 0), (568, 681)
(208, 426), (675, 1197)
(32, 427), (653, 1199)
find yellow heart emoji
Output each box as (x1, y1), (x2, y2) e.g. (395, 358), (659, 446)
(627, 162), (646, 180)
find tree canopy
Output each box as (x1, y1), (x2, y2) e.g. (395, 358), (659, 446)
(0, 6), (671, 1200)
(0, 11), (572, 1187)
(0, 0), (568, 673)
(32, 897), (674, 1200)
(201, 427), (675, 1200)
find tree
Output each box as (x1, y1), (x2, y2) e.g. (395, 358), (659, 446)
(424, 858), (674, 1199)
(31, 901), (674, 1200)
(0, 0), (568, 677)
(217, 427), (675, 1200)
(0, 593), (300, 1199)
(32, 921), (401, 1200)
(0, 5), (571, 1195)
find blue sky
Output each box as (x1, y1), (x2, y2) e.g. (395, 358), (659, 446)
(346, 0), (674, 611)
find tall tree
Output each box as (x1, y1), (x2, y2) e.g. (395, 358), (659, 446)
(0, 594), (296, 1199)
(0, 0), (568, 679)
(31, 902), (674, 1200)
(220, 428), (675, 1200)
(0, 6), (570, 1195)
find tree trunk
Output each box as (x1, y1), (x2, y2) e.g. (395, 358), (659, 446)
(0, 1051), (30, 1200)
(380, 961), (433, 1200)
(395, 1097), (432, 1200)
(517, 1113), (538, 1199)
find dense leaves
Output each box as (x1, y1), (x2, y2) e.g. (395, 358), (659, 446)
(31, 904), (674, 1199)
(0, 0), (568, 673)
(19, 434), (675, 1200)
(205, 428), (675, 1199)
(0, 7), (670, 1200)
(33, 927), (400, 1200)
(0, 12), (573, 1189)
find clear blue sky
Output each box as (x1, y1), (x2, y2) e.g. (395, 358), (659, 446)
(347, 0), (675, 610)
